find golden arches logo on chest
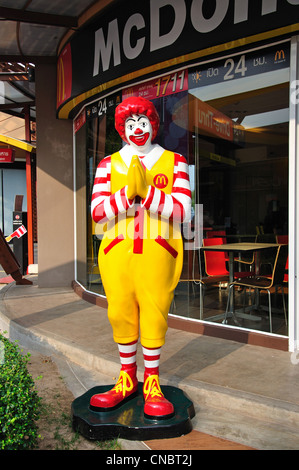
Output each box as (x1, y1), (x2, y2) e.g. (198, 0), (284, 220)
(153, 173), (168, 189)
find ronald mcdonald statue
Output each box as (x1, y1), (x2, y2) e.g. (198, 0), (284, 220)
(90, 96), (191, 420)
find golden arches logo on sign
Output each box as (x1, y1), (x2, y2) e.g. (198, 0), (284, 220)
(57, 56), (65, 104)
(154, 173), (168, 189)
(56, 43), (72, 109)
(274, 49), (285, 62)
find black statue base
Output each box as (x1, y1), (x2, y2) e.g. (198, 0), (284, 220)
(71, 382), (195, 441)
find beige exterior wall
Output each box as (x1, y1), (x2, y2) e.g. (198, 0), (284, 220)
(35, 63), (74, 287)
(0, 112), (25, 140)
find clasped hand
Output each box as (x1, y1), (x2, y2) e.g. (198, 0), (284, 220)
(127, 155), (149, 200)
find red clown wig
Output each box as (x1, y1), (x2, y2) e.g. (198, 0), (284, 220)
(115, 96), (160, 144)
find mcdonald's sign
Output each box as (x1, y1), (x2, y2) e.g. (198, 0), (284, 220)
(274, 49), (286, 63)
(154, 174), (168, 189)
(56, 0), (299, 118)
(57, 44), (72, 109)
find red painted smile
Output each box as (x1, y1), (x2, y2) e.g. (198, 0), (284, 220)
(129, 132), (150, 146)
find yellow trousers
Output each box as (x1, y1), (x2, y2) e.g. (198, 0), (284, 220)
(99, 234), (183, 348)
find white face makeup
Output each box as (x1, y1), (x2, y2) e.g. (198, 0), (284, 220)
(125, 114), (153, 152)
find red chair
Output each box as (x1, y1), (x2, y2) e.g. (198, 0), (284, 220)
(203, 237), (228, 276)
(199, 238), (251, 319)
(276, 235), (288, 283)
(202, 238), (252, 279)
(276, 235), (288, 243)
(205, 231), (230, 261)
(199, 238), (230, 319)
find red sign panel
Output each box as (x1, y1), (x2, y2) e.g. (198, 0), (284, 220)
(74, 109), (86, 134)
(123, 69), (188, 100)
(0, 149), (15, 163)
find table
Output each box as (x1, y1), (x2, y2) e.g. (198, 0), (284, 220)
(201, 242), (280, 282)
(200, 242), (280, 323)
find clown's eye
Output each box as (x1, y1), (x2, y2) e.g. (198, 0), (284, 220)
(127, 124), (134, 130)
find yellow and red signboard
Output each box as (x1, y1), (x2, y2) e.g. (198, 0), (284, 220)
(57, 43), (72, 109)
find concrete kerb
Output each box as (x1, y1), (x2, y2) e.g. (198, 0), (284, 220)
(0, 304), (120, 379)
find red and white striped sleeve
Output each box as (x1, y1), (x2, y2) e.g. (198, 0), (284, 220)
(91, 156), (132, 224)
(142, 153), (191, 223)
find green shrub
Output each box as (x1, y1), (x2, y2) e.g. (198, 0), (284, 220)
(0, 333), (41, 450)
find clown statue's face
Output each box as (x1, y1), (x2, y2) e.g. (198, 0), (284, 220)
(125, 114), (153, 153)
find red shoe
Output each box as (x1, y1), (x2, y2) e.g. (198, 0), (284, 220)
(143, 373), (174, 420)
(90, 366), (138, 411)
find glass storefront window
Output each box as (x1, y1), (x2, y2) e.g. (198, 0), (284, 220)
(179, 43), (290, 335)
(75, 41), (290, 337)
